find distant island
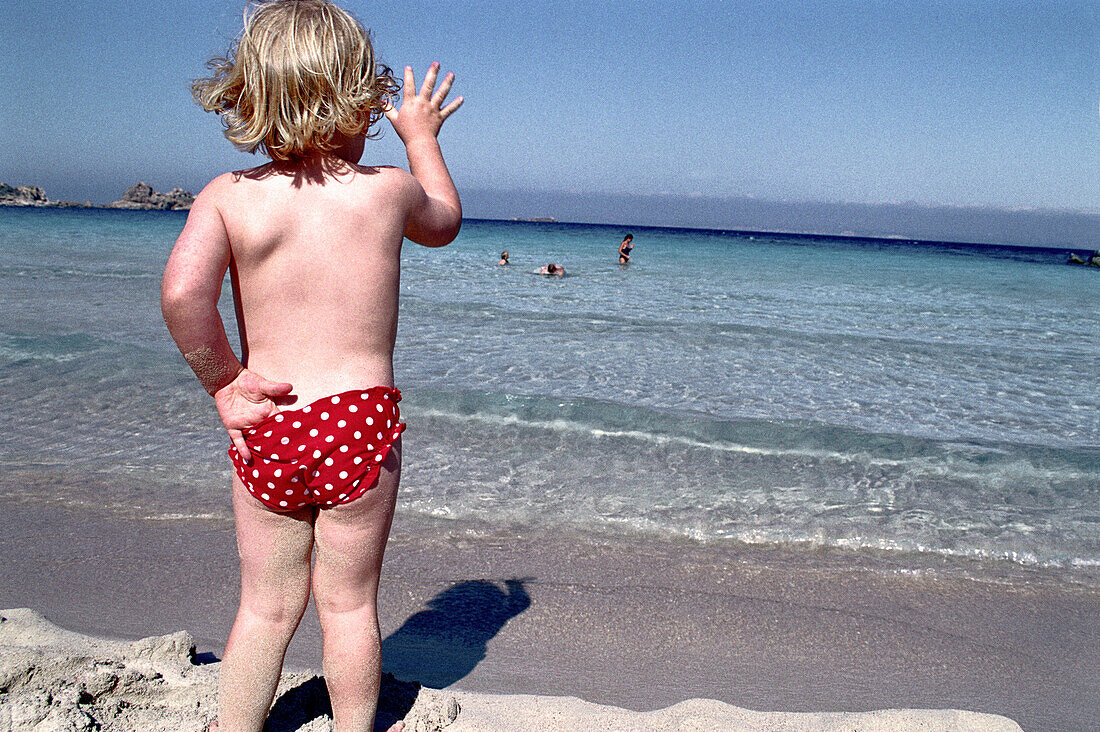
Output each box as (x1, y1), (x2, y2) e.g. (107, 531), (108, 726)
(0, 181), (194, 211)
(508, 216), (558, 223)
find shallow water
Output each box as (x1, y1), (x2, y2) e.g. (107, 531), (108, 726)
(1, 207), (1097, 582)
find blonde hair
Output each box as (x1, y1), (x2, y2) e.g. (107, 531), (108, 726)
(192, 0), (398, 160)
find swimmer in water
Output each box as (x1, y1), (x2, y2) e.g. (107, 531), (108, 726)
(618, 233), (633, 264)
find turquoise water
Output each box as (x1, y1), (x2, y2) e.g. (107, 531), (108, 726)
(1, 207), (1098, 578)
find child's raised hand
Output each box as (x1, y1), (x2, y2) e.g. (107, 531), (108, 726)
(214, 368), (293, 463)
(385, 63), (463, 144)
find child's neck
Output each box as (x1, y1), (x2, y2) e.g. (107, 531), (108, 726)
(262, 152), (364, 181)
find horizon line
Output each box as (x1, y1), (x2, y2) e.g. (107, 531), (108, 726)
(463, 216), (1092, 253)
(462, 187), (1100, 219)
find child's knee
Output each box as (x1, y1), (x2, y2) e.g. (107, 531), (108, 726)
(312, 575), (377, 618)
(242, 590), (310, 629)
(242, 573), (311, 622)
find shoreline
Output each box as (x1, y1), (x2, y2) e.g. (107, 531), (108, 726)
(1, 499), (1096, 731)
(5, 458), (1098, 594)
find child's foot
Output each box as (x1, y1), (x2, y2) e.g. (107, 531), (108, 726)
(206, 721), (219, 732)
(384, 722), (404, 732)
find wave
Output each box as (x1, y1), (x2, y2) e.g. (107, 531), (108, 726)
(401, 294), (1096, 358)
(404, 389), (1099, 467)
(0, 333), (109, 362)
(0, 265), (157, 280)
(390, 389), (1099, 576)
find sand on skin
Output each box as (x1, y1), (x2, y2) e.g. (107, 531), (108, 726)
(0, 608), (1022, 732)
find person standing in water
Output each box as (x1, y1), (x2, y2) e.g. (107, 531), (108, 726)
(618, 233), (634, 264)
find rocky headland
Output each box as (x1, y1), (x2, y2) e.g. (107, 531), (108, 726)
(0, 181), (193, 210)
(106, 182), (194, 210)
(0, 182), (88, 208)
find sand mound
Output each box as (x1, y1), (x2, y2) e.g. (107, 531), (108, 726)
(0, 609), (457, 731)
(0, 608), (1021, 731)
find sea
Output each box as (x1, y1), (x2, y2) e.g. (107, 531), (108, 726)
(1, 206), (1098, 586)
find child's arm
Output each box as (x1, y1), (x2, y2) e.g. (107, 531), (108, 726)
(161, 186), (291, 462)
(386, 63), (464, 247)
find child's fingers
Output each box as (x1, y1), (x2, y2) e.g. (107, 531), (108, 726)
(440, 96), (464, 120)
(230, 430), (251, 464)
(261, 379), (293, 397)
(432, 72), (455, 107)
(238, 371), (289, 403)
(420, 62), (440, 98)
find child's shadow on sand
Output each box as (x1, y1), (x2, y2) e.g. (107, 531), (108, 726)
(264, 578), (530, 731)
(382, 578), (531, 688)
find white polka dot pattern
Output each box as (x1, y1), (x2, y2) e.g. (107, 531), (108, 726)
(229, 386), (405, 513)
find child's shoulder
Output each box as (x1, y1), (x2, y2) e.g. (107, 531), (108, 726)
(349, 164), (426, 204)
(190, 163), (424, 213)
(355, 164), (418, 188)
(192, 170), (250, 202)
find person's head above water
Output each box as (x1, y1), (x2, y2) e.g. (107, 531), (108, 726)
(546, 264), (557, 274)
(192, 0), (399, 161)
(500, 251), (509, 260)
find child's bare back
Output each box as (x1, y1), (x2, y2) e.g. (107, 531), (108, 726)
(201, 162), (417, 404)
(161, 2), (461, 729)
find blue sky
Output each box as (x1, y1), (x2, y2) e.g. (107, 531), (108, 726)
(2, 1), (1099, 225)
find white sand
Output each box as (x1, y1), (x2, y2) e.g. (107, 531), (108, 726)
(0, 608), (1022, 732)
(447, 693), (1024, 731)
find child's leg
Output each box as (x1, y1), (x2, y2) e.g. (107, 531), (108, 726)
(312, 441), (401, 732)
(218, 475), (315, 732)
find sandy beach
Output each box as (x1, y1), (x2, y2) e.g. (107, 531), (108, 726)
(2, 498), (1096, 730)
(0, 607), (1022, 732)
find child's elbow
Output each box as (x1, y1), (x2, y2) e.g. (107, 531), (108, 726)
(410, 212), (462, 248)
(160, 279), (189, 322)
(427, 218), (462, 247)
(160, 272), (205, 322)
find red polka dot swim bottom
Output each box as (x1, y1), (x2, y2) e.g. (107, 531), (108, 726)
(229, 386), (405, 511)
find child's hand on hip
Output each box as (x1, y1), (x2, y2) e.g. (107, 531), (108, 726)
(214, 369), (293, 463)
(385, 63), (463, 144)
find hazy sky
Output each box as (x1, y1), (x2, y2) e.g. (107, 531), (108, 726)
(2, 1), (1098, 217)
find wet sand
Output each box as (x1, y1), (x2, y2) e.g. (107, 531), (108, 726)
(1, 498), (1096, 730)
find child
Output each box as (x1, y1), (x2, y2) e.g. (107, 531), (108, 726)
(161, 1), (462, 729)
